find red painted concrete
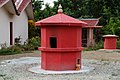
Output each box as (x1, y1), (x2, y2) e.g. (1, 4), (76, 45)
(103, 35), (118, 50)
(36, 13), (87, 71)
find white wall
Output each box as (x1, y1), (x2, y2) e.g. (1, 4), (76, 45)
(0, 7), (28, 46)
(0, 7), (10, 46)
(13, 11), (28, 45)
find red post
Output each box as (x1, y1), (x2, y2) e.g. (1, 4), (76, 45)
(103, 35), (118, 50)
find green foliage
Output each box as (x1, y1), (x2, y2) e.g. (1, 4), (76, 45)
(84, 47), (93, 51)
(21, 36), (40, 51)
(105, 18), (120, 34)
(28, 23), (40, 39)
(54, 0), (120, 18)
(84, 41), (104, 51)
(32, 0), (43, 21)
(93, 41), (104, 50)
(102, 17), (120, 35)
(0, 36), (40, 55)
(117, 39), (120, 49)
(32, 0), (55, 21)
(32, 0), (120, 23)
(0, 45), (22, 55)
(57, 0), (120, 35)
(32, 0), (120, 48)
(41, 3), (56, 18)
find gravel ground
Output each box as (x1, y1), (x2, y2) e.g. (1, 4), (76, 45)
(0, 50), (120, 80)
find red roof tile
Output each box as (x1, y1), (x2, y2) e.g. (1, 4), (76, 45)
(81, 19), (98, 26)
(17, 0), (31, 14)
(80, 19), (102, 28)
(36, 13), (87, 27)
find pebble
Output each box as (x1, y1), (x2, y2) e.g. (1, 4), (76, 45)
(0, 57), (120, 80)
(0, 77), (4, 80)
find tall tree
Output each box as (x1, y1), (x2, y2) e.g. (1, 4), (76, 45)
(41, 3), (55, 18)
(32, 0), (120, 38)
(32, 0), (43, 21)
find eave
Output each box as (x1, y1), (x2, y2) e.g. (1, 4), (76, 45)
(25, 2), (34, 20)
(82, 26), (103, 28)
(0, 0), (9, 8)
(0, 0), (34, 20)
(4, 0), (18, 15)
(17, 0), (31, 15)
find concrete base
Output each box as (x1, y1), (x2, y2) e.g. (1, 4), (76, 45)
(29, 66), (94, 74)
(98, 49), (120, 53)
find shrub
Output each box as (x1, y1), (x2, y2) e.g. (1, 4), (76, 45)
(84, 47), (93, 51)
(84, 40), (104, 51)
(28, 36), (40, 49)
(0, 36), (40, 55)
(0, 45), (22, 55)
(117, 38), (120, 49)
(21, 36), (40, 51)
(93, 40), (104, 50)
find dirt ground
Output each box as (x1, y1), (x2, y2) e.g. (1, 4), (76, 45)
(0, 51), (40, 61)
(82, 50), (120, 61)
(0, 50), (120, 80)
(0, 50), (120, 61)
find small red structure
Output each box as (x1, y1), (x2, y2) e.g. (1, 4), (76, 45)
(103, 35), (118, 50)
(36, 4), (87, 71)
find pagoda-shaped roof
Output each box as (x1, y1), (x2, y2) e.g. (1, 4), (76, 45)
(36, 13), (87, 26)
(81, 19), (98, 26)
(80, 19), (102, 28)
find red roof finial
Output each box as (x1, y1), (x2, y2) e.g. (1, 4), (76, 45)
(58, 4), (63, 13)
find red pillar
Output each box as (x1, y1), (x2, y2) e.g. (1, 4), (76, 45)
(103, 35), (118, 50)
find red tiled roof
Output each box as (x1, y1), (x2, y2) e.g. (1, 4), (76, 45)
(81, 19), (98, 26)
(17, 0), (31, 14)
(36, 13), (87, 27)
(80, 19), (102, 28)
(0, 0), (9, 7)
